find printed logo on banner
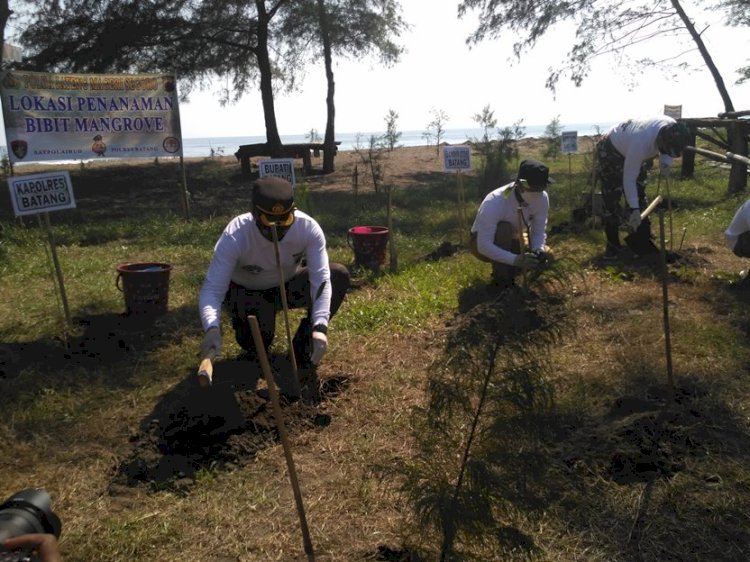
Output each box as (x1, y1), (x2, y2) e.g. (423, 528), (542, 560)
(163, 136), (181, 153)
(10, 139), (27, 159)
(443, 146), (471, 171)
(91, 135), (107, 157)
(259, 158), (296, 186)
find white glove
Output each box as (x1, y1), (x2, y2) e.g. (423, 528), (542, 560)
(627, 208), (642, 231)
(200, 326), (221, 358)
(311, 331), (328, 365)
(660, 162), (671, 178)
(514, 252), (541, 269)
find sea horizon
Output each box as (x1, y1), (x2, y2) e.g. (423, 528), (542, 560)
(3, 122), (615, 165)
(180, 122), (614, 159)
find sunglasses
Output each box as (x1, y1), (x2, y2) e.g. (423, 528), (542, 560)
(257, 210), (295, 228)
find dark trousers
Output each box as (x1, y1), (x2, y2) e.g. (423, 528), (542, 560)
(734, 231), (750, 258)
(596, 137), (652, 251)
(469, 221), (521, 284)
(225, 262), (350, 367)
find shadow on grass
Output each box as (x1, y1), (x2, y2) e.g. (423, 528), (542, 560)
(0, 304), (197, 392)
(403, 266), (750, 560)
(554, 371), (750, 561)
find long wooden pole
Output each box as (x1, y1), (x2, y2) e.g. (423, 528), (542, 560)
(657, 210), (675, 400)
(179, 155), (190, 219)
(457, 171), (467, 243)
(271, 223), (301, 396)
(665, 177), (674, 252)
(516, 206), (527, 289)
(248, 315), (315, 561)
(40, 212), (72, 330)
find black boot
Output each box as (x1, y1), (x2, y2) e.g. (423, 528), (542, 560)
(603, 222), (622, 259)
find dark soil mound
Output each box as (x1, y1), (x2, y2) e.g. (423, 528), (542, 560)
(111, 355), (349, 494)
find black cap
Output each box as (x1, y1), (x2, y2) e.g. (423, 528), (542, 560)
(517, 159), (554, 189)
(252, 177), (295, 227)
(659, 121), (691, 157)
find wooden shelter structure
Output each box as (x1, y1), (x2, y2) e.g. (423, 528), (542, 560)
(680, 111), (749, 193)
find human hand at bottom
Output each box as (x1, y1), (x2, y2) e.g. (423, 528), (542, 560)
(200, 326), (222, 358)
(514, 252), (542, 269)
(2, 534), (62, 562)
(627, 208), (642, 231)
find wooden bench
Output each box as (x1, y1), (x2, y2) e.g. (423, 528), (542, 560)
(234, 141), (341, 175)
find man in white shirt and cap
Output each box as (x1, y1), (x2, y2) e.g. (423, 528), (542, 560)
(469, 158), (554, 288)
(198, 177), (350, 400)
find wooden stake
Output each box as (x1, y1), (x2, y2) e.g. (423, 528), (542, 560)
(270, 223), (302, 396)
(657, 210), (675, 400)
(457, 171), (467, 243)
(516, 207), (527, 289)
(39, 213), (72, 331)
(179, 155), (191, 219)
(248, 316), (315, 561)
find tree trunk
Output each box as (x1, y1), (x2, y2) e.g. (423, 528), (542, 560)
(0, 0), (11, 52)
(317, 0), (336, 173)
(671, 0), (746, 193)
(728, 123), (749, 194)
(670, 0), (734, 114)
(255, 0), (282, 154)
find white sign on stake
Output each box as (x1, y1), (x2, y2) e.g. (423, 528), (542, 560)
(442, 146), (471, 171)
(664, 105), (682, 119)
(7, 171), (76, 216)
(561, 131), (578, 154)
(259, 158), (296, 186)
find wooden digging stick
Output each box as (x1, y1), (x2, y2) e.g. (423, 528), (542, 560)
(516, 207), (527, 288)
(640, 195), (663, 221)
(665, 177), (674, 252)
(270, 223), (302, 396)
(249, 315), (315, 561)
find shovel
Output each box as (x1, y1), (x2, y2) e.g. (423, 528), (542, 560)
(624, 195), (663, 255)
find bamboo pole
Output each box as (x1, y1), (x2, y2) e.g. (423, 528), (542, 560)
(248, 316), (315, 562)
(270, 223), (301, 396)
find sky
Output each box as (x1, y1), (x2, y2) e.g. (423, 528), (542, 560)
(177, 0), (750, 139)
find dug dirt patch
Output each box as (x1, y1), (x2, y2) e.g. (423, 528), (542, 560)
(112, 355), (350, 495)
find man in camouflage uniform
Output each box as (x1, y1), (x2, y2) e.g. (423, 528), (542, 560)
(595, 116), (691, 258)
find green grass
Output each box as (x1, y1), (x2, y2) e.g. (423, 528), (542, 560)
(2, 150), (750, 561)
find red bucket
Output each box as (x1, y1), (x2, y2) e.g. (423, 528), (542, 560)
(116, 262), (172, 317)
(347, 226), (389, 271)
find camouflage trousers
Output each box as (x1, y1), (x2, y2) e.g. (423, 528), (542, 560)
(595, 136), (651, 251)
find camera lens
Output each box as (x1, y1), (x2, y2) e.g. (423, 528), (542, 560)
(0, 490), (61, 543)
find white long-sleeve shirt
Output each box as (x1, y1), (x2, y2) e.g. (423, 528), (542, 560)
(198, 210), (331, 331)
(470, 183), (549, 265)
(725, 199), (750, 251)
(607, 116), (675, 209)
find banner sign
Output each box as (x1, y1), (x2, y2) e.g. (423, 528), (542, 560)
(443, 145), (471, 171)
(7, 171), (75, 216)
(561, 131), (578, 154)
(259, 158), (296, 186)
(0, 70), (183, 163)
